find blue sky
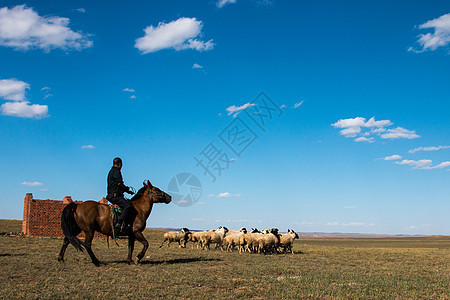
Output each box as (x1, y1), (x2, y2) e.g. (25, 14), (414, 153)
(0, 0), (449, 235)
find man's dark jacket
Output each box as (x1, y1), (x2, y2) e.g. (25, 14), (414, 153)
(107, 166), (124, 196)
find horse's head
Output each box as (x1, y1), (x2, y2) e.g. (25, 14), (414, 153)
(143, 180), (172, 204)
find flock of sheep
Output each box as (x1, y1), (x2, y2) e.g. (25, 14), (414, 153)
(159, 227), (300, 254)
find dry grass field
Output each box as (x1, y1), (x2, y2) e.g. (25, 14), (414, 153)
(0, 219), (449, 299)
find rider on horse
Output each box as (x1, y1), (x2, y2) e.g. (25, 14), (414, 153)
(107, 157), (135, 234)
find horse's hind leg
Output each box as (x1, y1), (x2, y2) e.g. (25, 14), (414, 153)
(127, 235), (136, 265)
(134, 231), (149, 263)
(58, 237), (70, 263)
(83, 230), (101, 267)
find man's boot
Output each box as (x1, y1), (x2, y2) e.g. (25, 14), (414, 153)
(114, 221), (123, 236)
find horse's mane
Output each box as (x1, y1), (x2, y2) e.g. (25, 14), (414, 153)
(130, 186), (147, 201)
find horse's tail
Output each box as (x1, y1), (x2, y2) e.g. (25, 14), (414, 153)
(61, 202), (85, 252)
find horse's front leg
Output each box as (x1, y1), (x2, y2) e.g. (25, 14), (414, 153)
(127, 234), (136, 265)
(134, 231), (149, 263)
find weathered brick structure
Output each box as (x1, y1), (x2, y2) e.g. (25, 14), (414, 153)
(22, 193), (108, 238)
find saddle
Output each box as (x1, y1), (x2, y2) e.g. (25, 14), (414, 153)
(109, 204), (122, 227)
(108, 205), (130, 237)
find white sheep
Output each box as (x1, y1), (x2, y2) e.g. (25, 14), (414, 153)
(222, 228), (247, 251)
(201, 227), (229, 250)
(159, 228), (190, 248)
(257, 228), (280, 254)
(186, 231), (205, 249)
(279, 229), (299, 254)
(239, 228), (261, 253)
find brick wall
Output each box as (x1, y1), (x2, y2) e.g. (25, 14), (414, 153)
(22, 193), (108, 238)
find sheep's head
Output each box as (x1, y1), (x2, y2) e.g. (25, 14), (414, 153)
(270, 228), (279, 236)
(250, 228), (259, 233)
(288, 229), (299, 239)
(181, 227), (190, 233)
(217, 226), (228, 234)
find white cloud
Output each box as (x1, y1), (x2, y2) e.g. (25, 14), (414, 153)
(293, 101), (304, 108)
(130, 95), (136, 99)
(0, 5), (92, 52)
(325, 222), (372, 227)
(340, 127), (361, 138)
(396, 159), (450, 170)
(343, 222), (367, 226)
(280, 104), (287, 109)
(354, 137), (374, 143)
(39, 188), (48, 191)
(344, 206), (356, 209)
(325, 222), (339, 226)
(192, 63), (203, 69)
(371, 128), (387, 134)
(332, 117), (367, 129)
(22, 181), (43, 186)
(380, 127), (420, 139)
(396, 159), (432, 169)
(0, 79), (29, 101)
(217, 192), (242, 198)
(0, 78), (48, 118)
(409, 145), (450, 154)
(332, 117), (418, 142)
(81, 145), (95, 149)
(135, 17), (214, 54)
(409, 13), (450, 53)
(123, 88), (135, 93)
(434, 161), (450, 169)
(384, 154), (402, 161)
(76, 8), (86, 13)
(332, 117), (392, 137)
(364, 117), (393, 128)
(217, 0), (237, 8)
(1, 101), (48, 118)
(226, 102), (254, 117)
(231, 219), (248, 223)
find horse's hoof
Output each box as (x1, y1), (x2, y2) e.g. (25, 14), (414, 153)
(93, 261), (101, 267)
(127, 260), (135, 265)
(58, 258), (64, 263)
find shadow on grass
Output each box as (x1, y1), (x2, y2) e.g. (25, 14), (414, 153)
(107, 257), (222, 265)
(142, 257), (222, 265)
(0, 253), (26, 257)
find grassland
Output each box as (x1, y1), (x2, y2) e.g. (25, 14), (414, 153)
(0, 219), (448, 299)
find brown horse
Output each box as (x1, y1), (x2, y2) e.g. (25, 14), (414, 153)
(58, 180), (171, 266)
